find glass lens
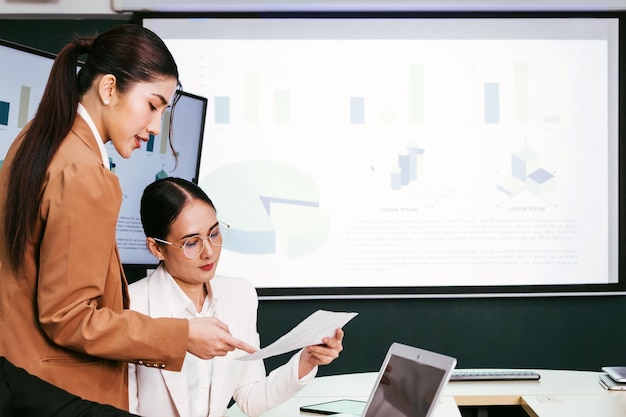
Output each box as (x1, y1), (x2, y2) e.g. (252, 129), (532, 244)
(218, 222), (229, 243)
(209, 226), (224, 247)
(183, 235), (204, 258)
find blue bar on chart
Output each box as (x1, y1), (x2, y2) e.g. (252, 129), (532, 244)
(409, 64), (425, 124)
(18, 85), (30, 128)
(390, 167), (402, 190)
(274, 90), (290, 124)
(146, 134), (155, 152)
(0, 101), (9, 126)
(350, 97), (365, 124)
(398, 149), (411, 186)
(484, 82), (500, 124)
(215, 96), (230, 124)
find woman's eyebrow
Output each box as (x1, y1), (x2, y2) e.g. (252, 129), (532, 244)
(180, 222), (220, 240)
(153, 93), (169, 105)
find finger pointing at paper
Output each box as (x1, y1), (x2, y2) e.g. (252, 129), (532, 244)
(188, 317), (257, 359)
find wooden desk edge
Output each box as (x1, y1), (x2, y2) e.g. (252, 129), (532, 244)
(452, 394), (524, 406)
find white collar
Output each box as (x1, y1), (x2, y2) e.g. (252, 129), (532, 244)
(163, 267), (216, 318)
(77, 103), (110, 170)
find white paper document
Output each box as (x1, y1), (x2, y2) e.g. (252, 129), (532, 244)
(237, 310), (358, 361)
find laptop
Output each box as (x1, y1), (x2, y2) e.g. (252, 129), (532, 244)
(300, 342), (457, 417)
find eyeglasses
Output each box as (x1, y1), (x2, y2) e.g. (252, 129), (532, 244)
(152, 221), (230, 259)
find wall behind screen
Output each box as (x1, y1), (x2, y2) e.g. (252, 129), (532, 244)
(2, 16), (626, 375)
(0, 19), (131, 52)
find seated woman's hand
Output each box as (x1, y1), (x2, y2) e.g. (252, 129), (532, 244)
(298, 328), (344, 378)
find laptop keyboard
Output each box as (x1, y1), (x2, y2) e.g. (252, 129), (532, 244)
(450, 370), (541, 381)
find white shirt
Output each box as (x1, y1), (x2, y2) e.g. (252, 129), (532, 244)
(128, 267), (317, 417)
(167, 277), (216, 417)
(77, 103), (110, 170)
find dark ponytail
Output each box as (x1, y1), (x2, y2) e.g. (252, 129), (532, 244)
(3, 24), (180, 271)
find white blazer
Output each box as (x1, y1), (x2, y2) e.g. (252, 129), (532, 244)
(128, 265), (314, 417)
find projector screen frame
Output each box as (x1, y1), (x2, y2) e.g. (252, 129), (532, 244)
(135, 9), (626, 299)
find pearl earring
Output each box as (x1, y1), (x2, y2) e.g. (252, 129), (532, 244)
(103, 99), (110, 106)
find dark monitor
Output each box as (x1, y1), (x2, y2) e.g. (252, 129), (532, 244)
(0, 38), (207, 268)
(108, 90), (207, 267)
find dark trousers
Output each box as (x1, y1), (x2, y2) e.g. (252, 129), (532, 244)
(0, 356), (139, 417)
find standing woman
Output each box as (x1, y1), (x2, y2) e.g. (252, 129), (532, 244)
(0, 24), (254, 410)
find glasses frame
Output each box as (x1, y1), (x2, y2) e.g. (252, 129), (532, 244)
(152, 221), (230, 259)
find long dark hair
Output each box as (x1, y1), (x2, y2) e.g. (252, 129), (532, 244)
(3, 24), (180, 271)
(140, 177), (216, 241)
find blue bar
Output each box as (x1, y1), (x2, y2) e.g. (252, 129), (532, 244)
(146, 134), (155, 152)
(484, 83), (500, 124)
(0, 101), (9, 126)
(398, 150), (410, 186)
(390, 168), (402, 190)
(350, 97), (365, 124)
(215, 96), (230, 124)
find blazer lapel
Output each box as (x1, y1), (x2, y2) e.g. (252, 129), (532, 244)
(208, 284), (235, 417)
(147, 267), (191, 417)
(146, 266), (175, 317)
(161, 365), (191, 416)
(208, 356), (231, 417)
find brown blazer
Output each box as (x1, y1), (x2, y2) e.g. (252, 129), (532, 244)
(0, 115), (188, 410)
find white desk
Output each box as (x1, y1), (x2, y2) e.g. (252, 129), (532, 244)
(226, 369), (625, 417)
(445, 369), (626, 417)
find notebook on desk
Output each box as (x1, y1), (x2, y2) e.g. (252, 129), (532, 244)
(300, 342), (457, 417)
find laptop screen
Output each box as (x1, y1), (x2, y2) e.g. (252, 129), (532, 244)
(363, 344), (456, 417)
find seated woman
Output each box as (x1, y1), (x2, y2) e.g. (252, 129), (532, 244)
(128, 177), (344, 417)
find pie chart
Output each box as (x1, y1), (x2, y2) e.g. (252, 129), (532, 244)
(199, 161), (330, 258)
